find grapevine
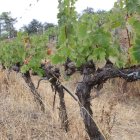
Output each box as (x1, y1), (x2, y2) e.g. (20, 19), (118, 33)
(0, 0), (140, 139)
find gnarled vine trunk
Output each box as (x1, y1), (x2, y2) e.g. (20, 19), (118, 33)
(76, 61), (105, 140)
(56, 85), (69, 132)
(43, 66), (69, 132)
(76, 77), (105, 140)
(22, 71), (45, 112)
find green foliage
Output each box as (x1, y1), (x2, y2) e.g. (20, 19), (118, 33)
(22, 19), (43, 34)
(1, 0), (140, 76)
(43, 22), (55, 31)
(0, 12), (17, 38)
(52, 0), (140, 68)
(0, 38), (25, 67)
(55, 0), (125, 67)
(0, 31), (49, 76)
(127, 15), (140, 63)
(125, 0), (140, 14)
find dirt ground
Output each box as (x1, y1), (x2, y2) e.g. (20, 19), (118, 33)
(0, 70), (140, 140)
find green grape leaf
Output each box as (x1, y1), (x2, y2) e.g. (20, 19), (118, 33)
(21, 65), (30, 73)
(51, 54), (65, 64)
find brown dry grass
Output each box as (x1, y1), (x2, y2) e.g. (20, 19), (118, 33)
(91, 78), (140, 140)
(0, 70), (140, 140)
(0, 70), (86, 140)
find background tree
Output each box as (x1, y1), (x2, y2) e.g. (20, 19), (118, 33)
(82, 7), (94, 14)
(43, 22), (55, 31)
(22, 19), (43, 34)
(0, 12), (17, 38)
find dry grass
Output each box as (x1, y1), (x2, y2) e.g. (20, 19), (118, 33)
(0, 70), (140, 140)
(0, 71), (86, 140)
(91, 78), (140, 140)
